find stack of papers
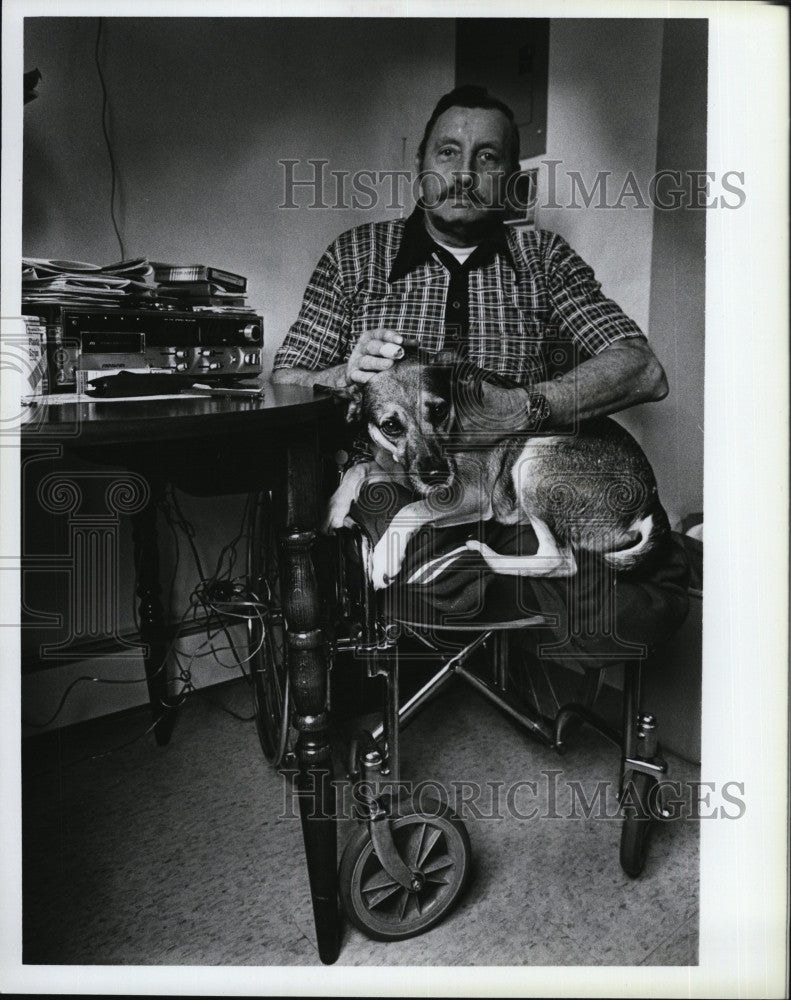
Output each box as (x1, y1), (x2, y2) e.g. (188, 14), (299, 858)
(150, 261), (251, 312)
(22, 258), (157, 307)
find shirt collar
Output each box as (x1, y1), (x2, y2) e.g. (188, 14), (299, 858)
(389, 208), (514, 282)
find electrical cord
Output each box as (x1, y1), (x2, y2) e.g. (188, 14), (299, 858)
(163, 488), (269, 717)
(23, 673), (159, 730)
(22, 590), (208, 730)
(166, 488), (208, 586)
(94, 18), (126, 261)
(66, 714), (164, 767)
(25, 491), (268, 734)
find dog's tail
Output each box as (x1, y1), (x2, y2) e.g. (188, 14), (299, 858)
(602, 507), (669, 571)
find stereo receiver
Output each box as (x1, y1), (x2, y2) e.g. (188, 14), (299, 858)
(21, 305), (264, 393)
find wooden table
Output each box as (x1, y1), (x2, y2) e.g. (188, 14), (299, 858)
(21, 382), (344, 964)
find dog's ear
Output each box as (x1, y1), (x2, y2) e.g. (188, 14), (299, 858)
(315, 381), (364, 423)
(399, 343), (422, 365)
(345, 385), (364, 423)
(432, 345), (466, 368)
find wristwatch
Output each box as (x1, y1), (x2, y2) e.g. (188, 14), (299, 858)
(525, 391), (551, 430)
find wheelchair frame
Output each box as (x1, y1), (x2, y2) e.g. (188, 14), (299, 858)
(325, 523), (670, 938)
(245, 494), (671, 943)
(334, 525), (667, 793)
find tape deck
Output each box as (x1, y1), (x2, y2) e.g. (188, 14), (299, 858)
(22, 305), (264, 393)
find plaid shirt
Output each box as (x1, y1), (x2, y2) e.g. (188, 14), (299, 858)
(273, 210), (646, 385)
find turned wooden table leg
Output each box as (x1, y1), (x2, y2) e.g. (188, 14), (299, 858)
(279, 445), (339, 965)
(130, 476), (178, 746)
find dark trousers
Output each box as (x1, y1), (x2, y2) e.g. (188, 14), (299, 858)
(351, 483), (691, 672)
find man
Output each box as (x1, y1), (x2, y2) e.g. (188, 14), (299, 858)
(273, 86), (688, 657)
(273, 85), (666, 421)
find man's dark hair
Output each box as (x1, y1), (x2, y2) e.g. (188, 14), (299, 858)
(417, 85), (520, 171)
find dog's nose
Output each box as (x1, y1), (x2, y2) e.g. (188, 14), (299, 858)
(417, 459), (452, 488)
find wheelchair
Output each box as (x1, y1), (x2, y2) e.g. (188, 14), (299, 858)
(243, 487), (671, 943)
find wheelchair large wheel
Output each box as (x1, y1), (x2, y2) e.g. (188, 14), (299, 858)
(339, 797), (471, 942)
(619, 771), (657, 877)
(247, 491), (291, 766)
(249, 614), (290, 765)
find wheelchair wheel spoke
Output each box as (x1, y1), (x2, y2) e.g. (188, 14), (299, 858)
(422, 853), (453, 876)
(409, 822), (428, 868)
(425, 873), (451, 887)
(362, 868), (398, 893)
(539, 659), (561, 712)
(416, 825), (443, 868)
(397, 888), (414, 921)
(523, 659), (540, 709)
(364, 882), (403, 909)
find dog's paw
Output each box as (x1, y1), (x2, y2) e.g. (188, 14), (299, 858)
(370, 564), (392, 591)
(321, 498), (351, 534)
(369, 533), (404, 590)
(321, 472), (362, 534)
(369, 542), (393, 590)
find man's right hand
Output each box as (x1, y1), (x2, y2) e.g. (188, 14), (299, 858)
(346, 329), (406, 384)
(271, 328), (411, 390)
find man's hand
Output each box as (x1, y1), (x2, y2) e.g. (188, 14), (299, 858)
(533, 338), (669, 428)
(271, 329), (412, 389)
(347, 329), (406, 384)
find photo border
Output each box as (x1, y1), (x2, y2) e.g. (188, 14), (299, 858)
(2, 1), (788, 996)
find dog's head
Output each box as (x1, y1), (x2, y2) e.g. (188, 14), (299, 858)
(325, 345), (522, 495)
(357, 347), (458, 495)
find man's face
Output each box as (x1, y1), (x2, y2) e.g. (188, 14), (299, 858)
(418, 105), (515, 245)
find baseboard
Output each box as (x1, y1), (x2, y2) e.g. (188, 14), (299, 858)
(21, 623), (249, 734)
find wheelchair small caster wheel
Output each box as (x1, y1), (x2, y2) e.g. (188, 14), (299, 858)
(339, 796), (471, 941)
(619, 771), (658, 877)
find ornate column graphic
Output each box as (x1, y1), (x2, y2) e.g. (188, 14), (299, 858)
(36, 471), (150, 657)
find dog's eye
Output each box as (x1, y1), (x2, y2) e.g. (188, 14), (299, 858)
(381, 418), (404, 438)
(428, 401), (450, 424)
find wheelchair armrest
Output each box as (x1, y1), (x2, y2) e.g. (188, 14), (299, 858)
(333, 521), (379, 644)
(335, 520), (373, 571)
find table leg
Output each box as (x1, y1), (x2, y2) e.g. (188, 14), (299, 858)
(279, 446), (340, 965)
(131, 477), (178, 746)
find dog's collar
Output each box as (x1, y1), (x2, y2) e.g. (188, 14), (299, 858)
(388, 209), (515, 282)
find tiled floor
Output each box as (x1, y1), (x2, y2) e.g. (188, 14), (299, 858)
(22, 675), (699, 966)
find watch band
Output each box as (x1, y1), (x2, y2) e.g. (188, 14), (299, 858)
(525, 392), (551, 430)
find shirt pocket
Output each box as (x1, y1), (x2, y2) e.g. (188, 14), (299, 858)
(509, 274), (581, 379)
(471, 310), (578, 385)
(349, 284), (447, 346)
(478, 315), (545, 383)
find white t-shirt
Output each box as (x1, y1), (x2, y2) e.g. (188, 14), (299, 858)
(433, 239), (478, 265)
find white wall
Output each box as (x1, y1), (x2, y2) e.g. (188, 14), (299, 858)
(526, 19), (664, 333)
(23, 17), (455, 373)
(643, 19), (707, 523)
(522, 18), (705, 524)
(21, 16), (455, 729)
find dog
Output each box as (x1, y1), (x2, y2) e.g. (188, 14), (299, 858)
(323, 349), (670, 591)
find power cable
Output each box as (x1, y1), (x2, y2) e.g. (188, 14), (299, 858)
(94, 18), (126, 260)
